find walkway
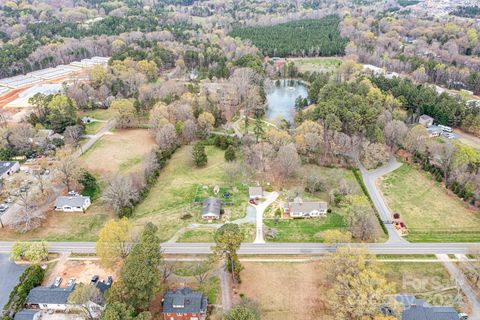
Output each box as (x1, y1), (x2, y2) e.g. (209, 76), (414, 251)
(253, 192), (279, 244)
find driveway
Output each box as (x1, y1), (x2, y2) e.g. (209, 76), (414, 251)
(0, 254), (26, 309)
(253, 191), (279, 244)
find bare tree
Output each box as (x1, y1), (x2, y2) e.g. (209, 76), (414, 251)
(431, 142), (456, 183)
(193, 258), (212, 285)
(11, 188), (45, 233)
(383, 120), (408, 151)
(56, 148), (81, 191)
(160, 260), (177, 284)
(276, 143), (300, 179)
(155, 123), (177, 150)
(64, 125), (83, 145)
(102, 175), (140, 216)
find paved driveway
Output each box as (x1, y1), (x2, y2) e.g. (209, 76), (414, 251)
(0, 254), (26, 309)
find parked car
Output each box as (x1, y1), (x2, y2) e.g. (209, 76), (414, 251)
(53, 277), (62, 287)
(67, 278), (75, 287)
(91, 275), (99, 284)
(106, 276), (113, 286)
(249, 199), (257, 205)
(438, 124), (453, 133)
(443, 132), (455, 139)
(5, 198), (13, 203)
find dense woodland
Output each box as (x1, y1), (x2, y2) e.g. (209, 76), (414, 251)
(451, 6), (480, 19)
(229, 16), (348, 57)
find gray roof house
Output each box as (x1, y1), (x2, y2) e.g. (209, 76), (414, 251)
(54, 195), (91, 213)
(163, 288), (208, 319)
(419, 114), (434, 127)
(13, 309), (40, 320)
(26, 285), (75, 310)
(427, 125), (443, 138)
(201, 197), (221, 220)
(0, 161), (20, 180)
(249, 186), (264, 199)
(396, 295), (466, 320)
(288, 197), (328, 218)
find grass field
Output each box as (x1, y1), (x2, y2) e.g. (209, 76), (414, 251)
(290, 57), (342, 73)
(380, 164), (480, 242)
(80, 129), (156, 175)
(132, 145), (248, 242)
(177, 224), (256, 243)
(85, 121), (104, 135)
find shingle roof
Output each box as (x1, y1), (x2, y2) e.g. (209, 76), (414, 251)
(201, 197), (221, 218)
(54, 196), (90, 208)
(0, 161), (18, 177)
(13, 309), (40, 320)
(163, 288), (208, 314)
(26, 285), (75, 305)
(396, 295), (460, 320)
(419, 114), (434, 122)
(249, 186), (263, 197)
(289, 201), (327, 213)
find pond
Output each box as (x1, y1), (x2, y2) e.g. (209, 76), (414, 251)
(265, 79), (308, 123)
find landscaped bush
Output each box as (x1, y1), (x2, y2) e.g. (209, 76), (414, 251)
(3, 265), (45, 318)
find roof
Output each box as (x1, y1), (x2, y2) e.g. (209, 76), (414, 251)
(163, 288), (208, 314)
(396, 295), (460, 320)
(13, 309), (40, 320)
(54, 196), (90, 208)
(201, 197), (221, 218)
(0, 161), (19, 176)
(289, 201), (328, 213)
(26, 285), (75, 305)
(95, 281), (111, 294)
(419, 114), (434, 122)
(249, 186), (263, 197)
(427, 125), (442, 134)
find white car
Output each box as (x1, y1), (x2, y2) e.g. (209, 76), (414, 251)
(53, 277), (62, 287)
(443, 132), (455, 139)
(67, 278), (75, 287)
(438, 124), (453, 133)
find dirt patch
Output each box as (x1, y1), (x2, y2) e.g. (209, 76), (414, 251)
(238, 261), (329, 320)
(44, 259), (118, 288)
(81, 129), (156, 175)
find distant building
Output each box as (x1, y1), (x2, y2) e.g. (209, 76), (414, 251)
(54, 195), (91, 213)
(13, 309), (41, 320)
(427, 126), (442, 138)
(162, 288), (208, 320)
(287, 197), (328, 218)
(418, 114), (434, 127)
(395, 295), (467, 320)
(0, 161), (20, 180)
(248, 186), (264, 199)
(201, 197), (221, 220)
(362, 64), (385, 76)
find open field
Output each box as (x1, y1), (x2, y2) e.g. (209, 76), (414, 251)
(79, 108), (116, 121)
(290, 57), (342, 73)
(0, 204), (113, 241)
(380, 164), (480, 242)
(238, 260), (465, 319)
(132, 146), (248, 242)
(84, 121), (104, 135)
(177, 224), (256, 243)
(80, 129), (156, 175)
(264, 165), (386, 242)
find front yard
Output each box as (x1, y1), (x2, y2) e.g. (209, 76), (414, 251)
(380, 164), (480, 242)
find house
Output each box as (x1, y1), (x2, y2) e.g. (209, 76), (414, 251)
(427, 125), (442, 138)
(201, 197), (221, 220)
(418, 114), (434, 127)
(395, 295), (467, 320)
(54, 195), (91, 213)
(13, 309), (41, 320)
(249, 186), (263, 199)
(25, 285), (75, 311)
(0, 161), (20, 180)
(162, 288), (208, 320)
(288, 197), (328, 218)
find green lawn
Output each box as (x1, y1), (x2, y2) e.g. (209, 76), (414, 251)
(79, 108), (115, 121)
(177, 224), (256, 243)
(85, 121), (104, 135)
(290, 57), (342, 73)
(380, 164), (480, 242)
(263, 213), (347, 242)
(132, 145), (248, 242)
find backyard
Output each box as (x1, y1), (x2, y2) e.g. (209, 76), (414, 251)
(380, 164), (480, 242)
(132, 145), (248, 242)
(80, 128), (156, 175)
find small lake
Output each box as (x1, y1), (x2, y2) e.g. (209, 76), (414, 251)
(265, 79), (308, 123)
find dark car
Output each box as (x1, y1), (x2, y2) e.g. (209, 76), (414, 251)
(249, 199), (257, 205)
(106, 276), (113, 286)
(91, 275), (99, 284)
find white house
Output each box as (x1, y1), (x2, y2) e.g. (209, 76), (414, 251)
(54, 195), (91, 213)
(418, 114), (434, 127)
(25, 285), (74, 311)
(288, 197), (328, 218)
(248, 186), (264, 199)
(0, 161), (20, 180)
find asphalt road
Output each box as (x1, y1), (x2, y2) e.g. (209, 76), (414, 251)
(0, 241), (479, 255)
(0, 254), (26, 309)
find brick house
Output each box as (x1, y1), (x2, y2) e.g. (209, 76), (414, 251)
(162, 288), (208, 320)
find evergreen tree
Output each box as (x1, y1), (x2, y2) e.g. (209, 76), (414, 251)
(192, 142), (208, 167)
(224, 145), (236, 162)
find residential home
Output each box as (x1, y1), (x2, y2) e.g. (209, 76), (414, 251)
(25, 285), (75, 311)
(248, 186), (263, 199)
(0, 161), (20, 180)
(427, 126), (442, 138)
(418, 114), (434, 127)
(13, 309), (41, 320)
(54, 195), (91, 213)
(395, 295), (467, 320)
(288, 197), (328, 218)
(162, 288), (208, 320)
(201, 197), (221, 220)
